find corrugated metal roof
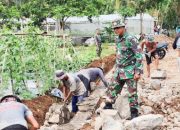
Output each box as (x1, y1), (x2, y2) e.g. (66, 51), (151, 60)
(126, 13), (154, 20)
(66, 14), (122, 23)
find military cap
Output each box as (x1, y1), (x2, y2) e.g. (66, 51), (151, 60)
(112, 20), (125, 29)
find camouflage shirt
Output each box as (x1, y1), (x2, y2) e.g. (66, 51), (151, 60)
(115, 32), (143, 79)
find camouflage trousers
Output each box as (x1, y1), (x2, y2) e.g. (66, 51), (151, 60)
(96, 44), (102, 57)
(110, 78), (138, 109)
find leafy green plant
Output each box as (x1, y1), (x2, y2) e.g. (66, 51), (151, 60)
(0, 27), (114, 99)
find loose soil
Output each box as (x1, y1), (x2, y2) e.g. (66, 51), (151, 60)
(23, 54), (116, 126)
(23, 95), (57, 125)
(86, 54), (116, 74)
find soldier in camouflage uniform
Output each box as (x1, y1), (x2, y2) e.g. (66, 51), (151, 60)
(94, 28), (102, 57)
(105, 20), (143, 119)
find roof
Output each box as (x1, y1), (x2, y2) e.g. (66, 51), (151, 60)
(66, 14), (122, 23)
(126, 13), (154, 20)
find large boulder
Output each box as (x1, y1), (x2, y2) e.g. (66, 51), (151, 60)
(100, 109), (121, 120)
(140, 105), (153, 115)
(95, 116), (124, 130)
(102, 116), (124, 130)
(149, 80), (161, 90)
(124, 114), (164, 130)
(114, 95), (131, 119)
(84, 37), (95, 46)
(151, 70), (167, 79)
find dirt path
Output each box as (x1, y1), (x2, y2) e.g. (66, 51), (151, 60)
(140, 45), (180, 129)
(142, 46), (180, 84)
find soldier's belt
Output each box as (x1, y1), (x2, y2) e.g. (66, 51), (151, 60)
(117, 59), (136, 68)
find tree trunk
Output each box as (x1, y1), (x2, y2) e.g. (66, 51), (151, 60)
(140, 12), (143, 34)
(115, 0), (120, 10)
(60, 19), (64, 34)
(55, 19), (60, 34)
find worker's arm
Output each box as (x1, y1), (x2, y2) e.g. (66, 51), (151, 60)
(23, 105), (39, 130)
(99, 70), (108, 88)
(130, 37), (143, 77)
(64, 91), (72, 103)
(140, 41), (145, 51)
(63, 85), (66, 98)
(26, 115), (39, 130)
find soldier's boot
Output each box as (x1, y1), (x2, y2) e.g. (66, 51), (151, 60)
(103, 102), (113, 109)
(103, 96), (117, 109)
(130, 107), (139, 119)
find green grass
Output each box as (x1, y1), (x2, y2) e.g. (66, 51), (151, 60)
(56, 43), (115, 72)
(76, 44), (115, 69)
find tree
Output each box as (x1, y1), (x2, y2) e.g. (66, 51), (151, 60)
(0, 0), (29, 28)
(18, 0), (111, 31)
(117, 0), (166, 33)
(161, 0), (180, 29)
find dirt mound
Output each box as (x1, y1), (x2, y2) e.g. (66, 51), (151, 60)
(87, 54), (116, 74)
(23, 95), (57, 125)
(154, 34), (174, 44)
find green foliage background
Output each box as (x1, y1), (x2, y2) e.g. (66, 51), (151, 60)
(0, 28), (114, 98)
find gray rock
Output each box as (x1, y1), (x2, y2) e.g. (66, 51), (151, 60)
(100, 109), (121, 120)
(45, 112), (50, 120)
(50, 124), (59, 130)
(141, 105), (153, 114)
(57, 124), (75, 130)
(43, 120), (49, 126)
(39, 126), (52, 130)
(102, 116), (124, 130)
(160, 87), (173, 98)
(48, 114), (59, 124)
(114, 95), (131, 119)
(124, 114), (164, 130)
(77, 98), (99, 112)
(95, 116), (103, 130)
(84, 37), (95, 46)
(150, 80), (161, 90)
(151, 70), (167, 79)
(69, 112), (92, 129)
(95, 116), (123, 130)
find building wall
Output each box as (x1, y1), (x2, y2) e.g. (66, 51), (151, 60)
(69, 22), (110, 36)
(126, 19), (154, 35)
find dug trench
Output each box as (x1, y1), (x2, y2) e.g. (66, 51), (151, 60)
(23, 54), (116, 126)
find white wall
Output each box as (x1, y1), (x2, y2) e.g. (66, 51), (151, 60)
(126, 19), (154, 35)
(69, 22), (111, 36)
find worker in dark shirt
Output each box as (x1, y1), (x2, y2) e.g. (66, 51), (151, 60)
(76, 67), (108, 97)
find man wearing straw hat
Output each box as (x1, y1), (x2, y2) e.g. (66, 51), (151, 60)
(55, 70), (86, 113)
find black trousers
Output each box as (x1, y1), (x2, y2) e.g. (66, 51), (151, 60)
(77, 74), (91, 97)
(2, 124), (28, 130)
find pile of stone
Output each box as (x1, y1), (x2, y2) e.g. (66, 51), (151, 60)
(93, 104), (163, 130)
(138, 70), (180, 130)
(39, 87), (107, 130)
(39, 103), (71, 130)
